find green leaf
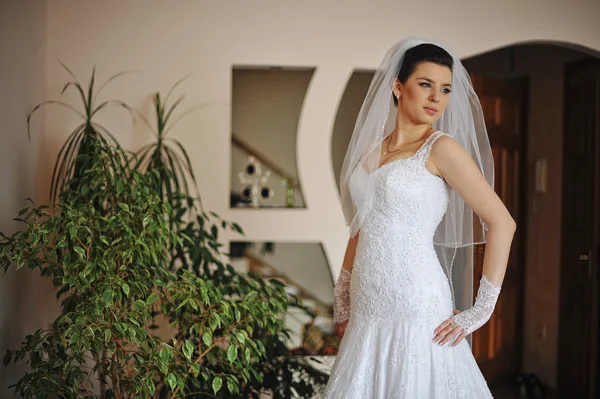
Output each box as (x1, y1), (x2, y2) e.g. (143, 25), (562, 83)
(160, 348), (170, 365)
(146, 292), (158, 306)
(227, 345), (237, 364)
(147, 377), (155, 394)
(3, 351), (13, 366)
(227, 380), (237, 395)
(212, 376), (222, 394)
(133, 299), (147, 312)
(232, 223), (243, 234)
(236, 331), (245, 344)
(167, 373), (177, 391)
(74, 246), (85, 257)
(69, 225), (77, 239)
(104, 329), (111, 344)
(118, 203), (130, 212)
(202, 332), (212, 347)
(183, 340), (194, 360)
(122, 283), (130, 297)
(102, 290), (114, 304)
(117, 179), (125, 195)
(18, 207), (29, 216)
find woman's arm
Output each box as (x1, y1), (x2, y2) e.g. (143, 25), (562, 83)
(341, 230), (360, 274)
(429, 135), (516, 346)
(333, 230), (360, 337)
(430, 135), (516, 286)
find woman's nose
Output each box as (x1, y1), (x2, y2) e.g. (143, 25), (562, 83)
(429, 92), (440, 103)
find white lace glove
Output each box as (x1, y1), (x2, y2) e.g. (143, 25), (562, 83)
(452, 275), (501, 334)
(333, 269), (352, 324)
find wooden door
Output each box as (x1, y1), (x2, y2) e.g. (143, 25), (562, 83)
(557, 58), (600, 399)
(469, 73), (529, 382)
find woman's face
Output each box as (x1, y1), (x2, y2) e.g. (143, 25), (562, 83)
(394, 61), (453, 125)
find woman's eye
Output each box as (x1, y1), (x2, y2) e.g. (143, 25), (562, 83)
(420, 82), (431, 88)
(443, 88), (452, 94)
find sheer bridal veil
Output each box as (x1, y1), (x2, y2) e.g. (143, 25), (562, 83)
(339, 36), (494, 323)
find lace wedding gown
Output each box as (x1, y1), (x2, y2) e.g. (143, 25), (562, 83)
(323, 132), (493, 398)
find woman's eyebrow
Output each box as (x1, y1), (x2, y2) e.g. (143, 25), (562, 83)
(417, 77), (452, 87)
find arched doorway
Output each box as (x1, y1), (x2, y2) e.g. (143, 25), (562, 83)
(463, 42), (600, 399)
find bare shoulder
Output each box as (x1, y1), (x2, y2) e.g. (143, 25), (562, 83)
(425, 133), (462, 176)
(432, 133), (460, 152)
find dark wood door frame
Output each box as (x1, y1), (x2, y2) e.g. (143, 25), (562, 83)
(557, 57), (600, 399)
(469, 73), (530, 383)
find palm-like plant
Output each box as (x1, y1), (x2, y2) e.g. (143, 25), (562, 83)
(27, 62), (137, 205)
(131, 75), (204, 213)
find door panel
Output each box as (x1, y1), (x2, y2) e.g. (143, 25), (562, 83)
(469, 73), (529, 382)
(557, 58), (600, 399)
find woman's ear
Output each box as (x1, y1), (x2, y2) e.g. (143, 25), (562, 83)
(393, 78), (402, 99)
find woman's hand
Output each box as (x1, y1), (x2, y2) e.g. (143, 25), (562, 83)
(335, 320), (349, 339)
(432, 308), (469, 347)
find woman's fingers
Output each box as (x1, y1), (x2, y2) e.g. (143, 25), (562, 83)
(440, 326), (462, 345)
(452, 330), (468, 347)
(433, 319), (455, 343)
(433, 319), (450, 342)
(433, 318), (452, 336)
(433, 314), (466, 347)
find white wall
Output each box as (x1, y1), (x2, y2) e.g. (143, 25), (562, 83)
(43, 0), (600, 284)
(0, 0), (55, 394)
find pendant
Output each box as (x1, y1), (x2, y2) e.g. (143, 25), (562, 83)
(383, 151), (387, 155)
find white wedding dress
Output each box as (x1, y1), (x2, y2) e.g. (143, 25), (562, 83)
(323, 132), (493, 398)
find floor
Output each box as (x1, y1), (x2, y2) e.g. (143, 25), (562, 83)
(491, 385), (524, 399)
(489, 380), (555, 399)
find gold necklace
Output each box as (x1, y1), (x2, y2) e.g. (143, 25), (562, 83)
(383, 127), (433, 156)
(382, 138), (401, 156)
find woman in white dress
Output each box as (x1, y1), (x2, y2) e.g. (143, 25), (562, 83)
(323, 37), (516, 398)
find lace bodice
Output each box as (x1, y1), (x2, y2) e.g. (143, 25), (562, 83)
(348, 131), (453, 327)
(324, 131), (495, 398)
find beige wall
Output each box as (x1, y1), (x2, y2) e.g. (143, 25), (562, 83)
(43, 0), (600, 281)
(246, 242), (334, 304)
(2, 0), (600, 392)
(0, 0), (56, 394)
(331, 71), (374, 192)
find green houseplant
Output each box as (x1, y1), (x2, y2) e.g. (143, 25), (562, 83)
(132, 80), (328, 397)
(2, 67), (327, 398)
(1, 136), (289, 398)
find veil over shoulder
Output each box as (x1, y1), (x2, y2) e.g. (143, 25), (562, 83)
(338, 36), (494, 319)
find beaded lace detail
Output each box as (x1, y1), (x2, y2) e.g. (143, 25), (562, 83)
(453, 275), (501, 334)
(333, 269), (351, 323)
(322, 131), (493, 398)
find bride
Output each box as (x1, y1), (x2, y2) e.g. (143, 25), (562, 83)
(323, 37), (516, 398)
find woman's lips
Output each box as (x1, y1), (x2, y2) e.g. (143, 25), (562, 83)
(424, 107), (438, 115)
